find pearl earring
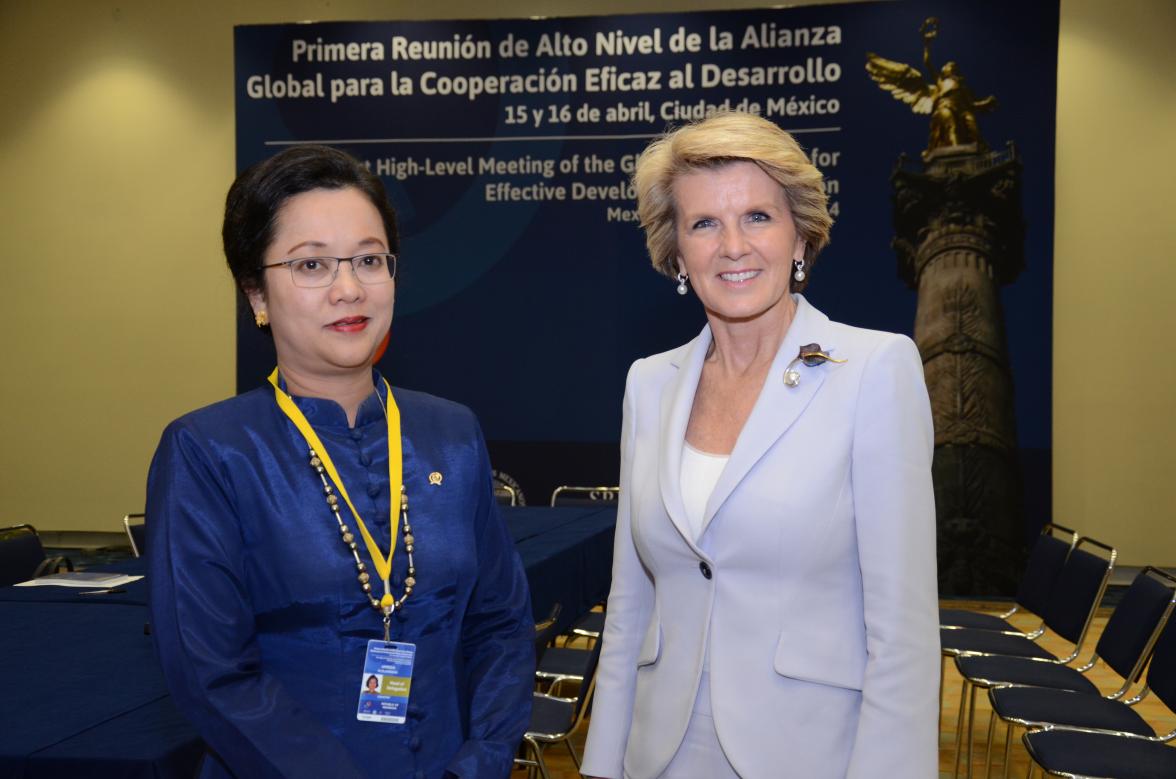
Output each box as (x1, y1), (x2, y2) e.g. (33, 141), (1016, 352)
(676, 272), (689, 295)
(793, 259), (806, 283)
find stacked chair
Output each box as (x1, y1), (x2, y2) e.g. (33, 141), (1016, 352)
(943, 520), (1176, 779)
(1020, 609), (1176, 778)
(944, 535), (1117, 777)
(533, 603), (563, 661)
(519, 635), (603, 779)
(941, 523), (1078, 635)
(970, 567), (1175, 777)
(536, 619), (600, 694)
(520, 600), (603, 779)
(940, 523), (1078, 703)
(565, 610), (605, 646)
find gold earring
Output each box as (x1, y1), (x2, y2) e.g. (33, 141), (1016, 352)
(255, 310), (269, 327)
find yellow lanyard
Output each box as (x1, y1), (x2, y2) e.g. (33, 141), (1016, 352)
(268, 369), (403, 611)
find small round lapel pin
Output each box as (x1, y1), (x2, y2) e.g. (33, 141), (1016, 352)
(428, 472), (443, 486)
(783, 343), (847, 387)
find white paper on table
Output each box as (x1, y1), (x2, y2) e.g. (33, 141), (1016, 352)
(13, 572), (143, 588)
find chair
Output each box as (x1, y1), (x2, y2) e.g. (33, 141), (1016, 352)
(536, 609), (601, 693)
(941, 522), (1078, 635)
(493, 479), (519, 507)
(939, 522), (1077, 730)
(962, 566), (1176, 777)
(0, 524), (73, 587)
(535, 641), (595, 696)
(1022, 726), (1176, 779)
(565, 609), (605, 647)
(534, 602), (562, 661)
(942, 536), (1116, 778)
(516, 635), (604, 779)
(1015, 604), (1176, 779)
(549, 485), (619, 507)
(123, 513), (146, 558)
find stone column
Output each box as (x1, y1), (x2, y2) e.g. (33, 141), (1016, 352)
(891, 143), (1026, 595)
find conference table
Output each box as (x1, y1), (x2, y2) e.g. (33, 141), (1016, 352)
(0, 505), (616, 778)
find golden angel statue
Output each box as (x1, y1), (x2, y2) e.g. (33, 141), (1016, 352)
(866, 18), (998, 155)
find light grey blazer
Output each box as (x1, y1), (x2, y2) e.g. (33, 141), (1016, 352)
(580, 296), (940, 779)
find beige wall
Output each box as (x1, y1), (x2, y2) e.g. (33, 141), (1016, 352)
(1, 1), (1172, 565)
(1052, 0), (1176, 565)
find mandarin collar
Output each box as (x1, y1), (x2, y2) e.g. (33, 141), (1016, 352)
(276, 369), (388, 431)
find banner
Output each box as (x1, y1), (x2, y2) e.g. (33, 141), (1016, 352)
(235, 1), (1058, 589)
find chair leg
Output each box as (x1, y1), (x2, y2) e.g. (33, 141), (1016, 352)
(982, 708), (997, 779)
(566, 736), (581, 769)
(524, 737), (551, 779)
(1001, 722), (1014, 779)
(940, 655), (946, 725)
(953, 678), (968, 779)
(965, 683), (977, 779)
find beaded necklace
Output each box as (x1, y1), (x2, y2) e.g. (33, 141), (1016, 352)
(268, 370), (417, 641)
(306, 448), (416, 616)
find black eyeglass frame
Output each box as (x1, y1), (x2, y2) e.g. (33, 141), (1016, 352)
(258, 252), (397, 287)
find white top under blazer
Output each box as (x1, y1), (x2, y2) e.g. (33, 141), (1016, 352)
(580, 295), (940, 779)
(680, 443), (728, 541)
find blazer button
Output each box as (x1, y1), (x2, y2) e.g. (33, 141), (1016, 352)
(699, 561), (712, 580)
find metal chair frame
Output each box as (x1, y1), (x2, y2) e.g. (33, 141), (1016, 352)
(974, 564), (1176, 779)
(516, 644), (601, 779)
(948, 536), (1117, 779)
(493, 482), (519, 507)
(940, 523), (1080, 735)
(564, 609), (604, 648)
(1021, 720), (1176, 779)
(549, 485), (619, 507)
(534, 602), (562, 661)
(123, 513), (145, 558)
(942, 523), (1079, 639)
(535, 647), (591, 696)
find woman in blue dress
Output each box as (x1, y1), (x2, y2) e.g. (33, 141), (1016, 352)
(147, 145), (534, 779)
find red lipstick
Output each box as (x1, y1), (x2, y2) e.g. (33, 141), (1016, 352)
(327, 316), (369, 333)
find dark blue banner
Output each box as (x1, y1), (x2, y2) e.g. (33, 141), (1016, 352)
(234, 1), (1057, 543)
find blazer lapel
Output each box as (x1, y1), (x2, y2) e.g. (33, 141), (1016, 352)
(658, 326), (712, 550)
(701, 296), (836, 534)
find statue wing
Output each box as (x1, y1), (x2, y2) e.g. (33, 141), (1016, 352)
(865, 53), (934, 114)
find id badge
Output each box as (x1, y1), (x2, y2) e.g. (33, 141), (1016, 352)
(357, 639), (416, 723)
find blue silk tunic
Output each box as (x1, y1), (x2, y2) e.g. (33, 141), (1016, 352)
(146, 377), (534, 779)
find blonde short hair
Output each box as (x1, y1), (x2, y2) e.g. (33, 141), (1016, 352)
(632, 112), (833, 291)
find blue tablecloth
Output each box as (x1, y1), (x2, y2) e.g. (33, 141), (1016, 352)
(0, 505), (615, 777)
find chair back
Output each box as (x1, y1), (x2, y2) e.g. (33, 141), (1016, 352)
(550, 486), (619, 507)
(534, 602), (562, 661)
(123, 513), (146, 558)
(1015, 523), (1078, 616)
(568, 630), (605, 725)
(0, 524), (48, 587)
(1097, 567), (1176, 683)
(492, 480), (518, 507)
(1042, 536), (1115, 648)
(1145, 604), (1176, 713)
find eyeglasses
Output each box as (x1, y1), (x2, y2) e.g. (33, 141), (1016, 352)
(259, 253), (397, 288)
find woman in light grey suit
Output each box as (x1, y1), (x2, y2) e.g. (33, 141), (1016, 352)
(580, 113), (939, 779)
